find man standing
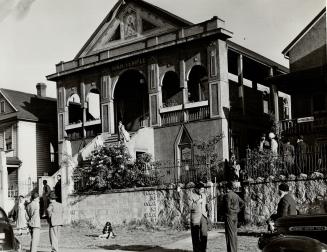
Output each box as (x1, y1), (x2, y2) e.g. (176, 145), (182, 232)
(47, 191), (63, 252)
(54, 175), (62, 203)
(42, 180), (51, 217)
(26, 192), (41, 252)
(295, 135), (307, 174)
(190, 181), (208, 252)
(223, 181), (244, 252)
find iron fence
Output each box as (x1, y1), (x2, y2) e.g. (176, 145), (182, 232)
(73, 160), (218, 192)
(244, 144), (327, 180)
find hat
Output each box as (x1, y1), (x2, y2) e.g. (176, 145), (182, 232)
(195, 181), (205, 189)
(268, 132), (275, 139)
(278, 183), (289, 192)
(49, 191), (57, 199)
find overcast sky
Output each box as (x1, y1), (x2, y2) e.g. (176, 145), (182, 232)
(0, 0), (325, 98)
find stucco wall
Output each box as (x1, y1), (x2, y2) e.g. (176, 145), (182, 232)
(17, 121), (37, 195)
(154, 119), (222, 161)
(68, 184), (216, 228)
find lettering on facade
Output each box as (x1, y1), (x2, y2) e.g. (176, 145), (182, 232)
(112, 58), (146, 72)
(143, 190), (157, 222)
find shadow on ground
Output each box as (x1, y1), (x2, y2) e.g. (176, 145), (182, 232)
(97, 245), (190, 251)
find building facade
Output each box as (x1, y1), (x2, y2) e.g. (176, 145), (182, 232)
(0, 84), (58, 197)
(47, 0), (288, 171)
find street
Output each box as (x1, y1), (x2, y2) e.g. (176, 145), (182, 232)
(16, 225), (261, 252)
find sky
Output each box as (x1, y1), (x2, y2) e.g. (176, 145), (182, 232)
(0, 0), (325, 98)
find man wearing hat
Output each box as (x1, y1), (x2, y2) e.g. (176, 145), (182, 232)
(223, 181), (244, 252)
(267, 183), (297, 232)
(26, 192), (41, 252)
(276, 183), (297, 218)
(190, 181), (209, 252)
(47, 191), (63, 252)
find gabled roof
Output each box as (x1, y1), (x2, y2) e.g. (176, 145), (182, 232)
(0, 88), (56, 122)
(282, 7), (326, 57)
(74, 0), (193, 59)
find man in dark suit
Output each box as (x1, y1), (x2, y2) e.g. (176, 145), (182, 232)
(223, 181), (244, 252)
(295, 135), (307, 174)
(267, 183), (297, 232)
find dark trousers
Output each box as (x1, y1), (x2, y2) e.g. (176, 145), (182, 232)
(191, 215), (208, 252)
(225, 215), (238, 252)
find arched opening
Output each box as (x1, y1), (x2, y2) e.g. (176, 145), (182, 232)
(114, 69), (149, 132)
(67, 93), (82, 125)
(162, 71), (182, 107)
(86, 89), (100, 121)
(187, 65), (208, 103)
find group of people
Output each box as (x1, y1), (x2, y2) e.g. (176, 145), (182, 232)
(190, 180), (297, 252)
(11, 175), (63, 252)
(259, 133), (308, 174)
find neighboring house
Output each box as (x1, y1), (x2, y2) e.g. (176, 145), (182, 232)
(47, 0), (288, 177)
(0, 84), (58, 197)
(268, 8), (327, 145)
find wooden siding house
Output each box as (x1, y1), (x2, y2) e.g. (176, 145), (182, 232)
(0, 84), (58, 197)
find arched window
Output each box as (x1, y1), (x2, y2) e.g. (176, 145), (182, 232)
(67, 93), (83, 124)
(162, 71), (182, 107)
(50, 142), (55, 163)
(86, 89), (100, 121)
(187, 65), (208, 103)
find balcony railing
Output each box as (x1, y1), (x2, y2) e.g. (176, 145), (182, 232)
(160, 101), (210, 126)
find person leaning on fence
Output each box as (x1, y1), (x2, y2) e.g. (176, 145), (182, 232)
(190, 181), (209, 252)
(266, 183), (297, 232)
(223, 181), (244, 252)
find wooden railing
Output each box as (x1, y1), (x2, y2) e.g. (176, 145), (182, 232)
(160, 102), (210, 126)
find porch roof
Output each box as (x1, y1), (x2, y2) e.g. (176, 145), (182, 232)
(6, 157), (22, 166)
(266, 65), (327, 93)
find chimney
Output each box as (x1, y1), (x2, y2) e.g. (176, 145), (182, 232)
(36, 83), (47, 97)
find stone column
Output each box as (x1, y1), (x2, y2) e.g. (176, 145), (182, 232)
(60, 139), (75, 225)
(209, 39), (230, 161)
(148, 61), (160, 126)
(237, 54), (245, 116)
(80, 82), (86, 138)
(0, 150), (8, 214)
(269, 68), (279, 122)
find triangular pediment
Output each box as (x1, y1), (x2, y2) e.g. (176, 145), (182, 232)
(76, 0), (192, 58)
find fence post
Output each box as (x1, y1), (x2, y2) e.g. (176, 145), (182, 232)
(208, 181), (215, 223)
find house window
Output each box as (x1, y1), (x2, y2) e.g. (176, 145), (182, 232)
(50, 143), (55, 162)
(0, 101), (5, 113)
(4, 127), (12, 151)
